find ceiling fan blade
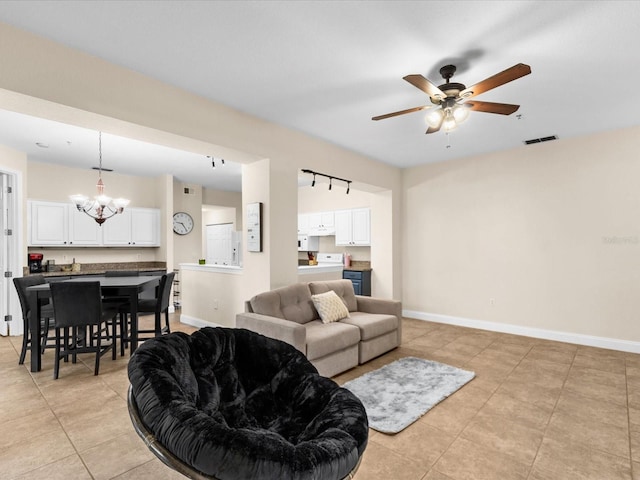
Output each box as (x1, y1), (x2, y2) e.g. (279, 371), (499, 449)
(460, 63), (531, 99)
(372, 105), (433, 121)
(466, 100), (520, 115)
(403, 74), (446, 101)
(425, 117), (442, 134)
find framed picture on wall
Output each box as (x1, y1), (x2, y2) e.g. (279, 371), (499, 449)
(247, 202), (262, 252)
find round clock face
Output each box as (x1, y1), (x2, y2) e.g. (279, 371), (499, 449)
(173, 212), (194, 235)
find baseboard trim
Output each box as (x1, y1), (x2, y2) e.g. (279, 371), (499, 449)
(179, 314), (224, 329)
(403, 309), (640, 354)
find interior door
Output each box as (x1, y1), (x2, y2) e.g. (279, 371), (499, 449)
(206, 223), (234, 265)
(1, 172), (20, 336)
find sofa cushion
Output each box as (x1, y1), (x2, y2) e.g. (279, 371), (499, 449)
(312, 290), (350, 324)
(309, 280), (358, 312)
(341, 312), (399, 341)
(250, 283), (317, 324)
(304, 320), (360, 361)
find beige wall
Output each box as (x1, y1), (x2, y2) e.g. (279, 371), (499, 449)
(0, 144), (28, 263)
(172, 180), (203, 269)
(24, 161), (164, 265)
(0, 22), (403, 300)
(403, 126), (640, 343)
(180, 267), (243, 328)
(203, 188), (242, 229)
(298, 184), (373, 262)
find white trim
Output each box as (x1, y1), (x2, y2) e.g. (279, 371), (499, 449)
(0, 167), (23, 336)
(179, 263), (242, 275)
(403, 309), (640, 354)
(179, 313), (225, 329)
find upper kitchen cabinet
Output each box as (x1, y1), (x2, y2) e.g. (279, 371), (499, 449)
(297, 214), (310, 234)
(29, 201), (68, 246)
(29, 200), (101, 246)
(103, 208), (160, 246)
(307, 211), (335, 235)
(28, 200), (160, 247)
(334, 208), (370, 246)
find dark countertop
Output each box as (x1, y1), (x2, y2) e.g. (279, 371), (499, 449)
(344, 260), (372, 272)
(25, 261), (167, 277)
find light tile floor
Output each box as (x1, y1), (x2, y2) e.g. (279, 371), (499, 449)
(1, 315), (639, 479)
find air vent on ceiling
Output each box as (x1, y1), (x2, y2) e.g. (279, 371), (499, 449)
(523, 135), (558, 145)
(92, 166), (113, 172)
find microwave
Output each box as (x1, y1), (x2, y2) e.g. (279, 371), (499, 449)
(298, 235), (319, 251)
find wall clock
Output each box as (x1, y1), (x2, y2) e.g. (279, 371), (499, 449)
(173, 212), (194, 235)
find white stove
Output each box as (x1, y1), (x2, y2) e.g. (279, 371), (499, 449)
(299, 252), (344, 277)
(316, 253), (344, 266)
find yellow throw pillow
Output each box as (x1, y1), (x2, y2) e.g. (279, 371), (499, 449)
(311, 290), (350, 324)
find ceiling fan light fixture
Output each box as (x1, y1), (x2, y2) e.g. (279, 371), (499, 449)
(425, 109), (443, 128)
(452, 103), (470, 123)
(442, 110), (457, 132)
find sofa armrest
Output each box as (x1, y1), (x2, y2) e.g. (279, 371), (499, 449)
(355, 296), (402, 319)
(355, 296), (403, 345)
(235, 312), (306, 353)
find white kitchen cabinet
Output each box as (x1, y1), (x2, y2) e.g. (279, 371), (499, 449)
(103, 208), (160, 246)
(334, 208), (370, 246)
(29, 201), (68, 246)
(131, 208), (160, 246)
(102, 209), (132, 245)
(28, 200), (160, 247)
(297, 214), (310, 234)
(68, 206), (102, 246)
(307, 211), (335, 235)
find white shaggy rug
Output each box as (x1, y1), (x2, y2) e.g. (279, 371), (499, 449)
(342, 357), (475, 434)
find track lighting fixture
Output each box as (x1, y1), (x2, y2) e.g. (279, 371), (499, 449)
(301, 169), (352, 194)
(207, 156), (225, 169)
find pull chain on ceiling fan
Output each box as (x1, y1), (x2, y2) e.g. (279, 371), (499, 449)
(372, 63), (532, 134)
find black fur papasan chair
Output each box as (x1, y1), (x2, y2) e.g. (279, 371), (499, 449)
(127, 327), (368, 480)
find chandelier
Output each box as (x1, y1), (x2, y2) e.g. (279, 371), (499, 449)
(70, 132), (130, 225)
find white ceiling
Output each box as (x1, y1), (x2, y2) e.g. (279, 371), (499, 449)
(0, 1), (639, 191)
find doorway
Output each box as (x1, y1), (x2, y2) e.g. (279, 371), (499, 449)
(206, 223), (240, 266)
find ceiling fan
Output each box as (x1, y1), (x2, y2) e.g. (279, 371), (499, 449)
(372, 63), (531, 134)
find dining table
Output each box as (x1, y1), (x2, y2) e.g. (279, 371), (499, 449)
(26, 275), (161, 372)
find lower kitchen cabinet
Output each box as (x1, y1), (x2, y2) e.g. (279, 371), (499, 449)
(343, 269), (371, 296)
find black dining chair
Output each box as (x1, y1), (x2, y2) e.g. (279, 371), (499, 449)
(120, 272), (175, 352)
(50, 281), (119, 379)
(13, 275), (56, 365)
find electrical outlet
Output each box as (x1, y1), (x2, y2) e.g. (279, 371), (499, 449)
(489, 298), (495, 306)
(213, 300), (219, 310)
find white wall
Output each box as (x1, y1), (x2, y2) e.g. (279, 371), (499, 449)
(403, 126), (640, 346)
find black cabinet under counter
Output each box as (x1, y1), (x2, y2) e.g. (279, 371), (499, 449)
(343, 269), (371, 296)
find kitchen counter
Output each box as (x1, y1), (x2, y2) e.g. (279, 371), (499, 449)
(26, 261), (167, 277)
(297, 265), (344, 275)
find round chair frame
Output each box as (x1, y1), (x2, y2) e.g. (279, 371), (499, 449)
(127, 385), (363, 480)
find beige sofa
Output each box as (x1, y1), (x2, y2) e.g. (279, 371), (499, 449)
(236, 279), (402, 377)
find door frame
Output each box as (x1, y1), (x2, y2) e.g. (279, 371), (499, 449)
(0, 167), (23, 336)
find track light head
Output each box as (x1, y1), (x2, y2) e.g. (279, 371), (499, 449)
(346, 182), (351, 194)
(311, 174), (316, 187)
(329, 178), (332, 191)
(221, 159), (225, 165)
